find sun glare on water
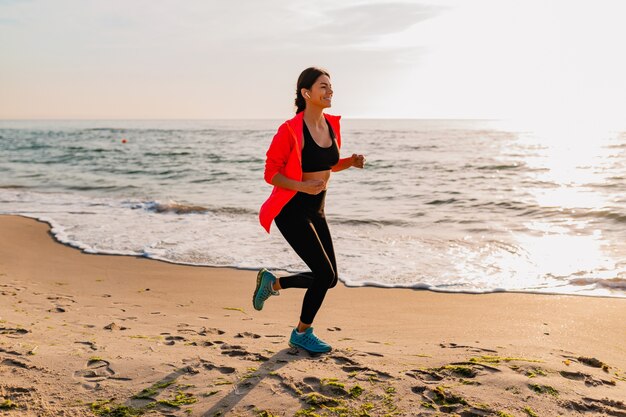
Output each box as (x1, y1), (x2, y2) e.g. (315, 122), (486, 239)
(475, 119), (626, 294)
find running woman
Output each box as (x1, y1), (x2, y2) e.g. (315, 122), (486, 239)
(255, 67), (366, 354)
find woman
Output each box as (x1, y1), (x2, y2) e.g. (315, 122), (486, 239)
(254, 67), (365, 354)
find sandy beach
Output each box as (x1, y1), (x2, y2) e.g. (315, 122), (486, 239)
(0, 214), (625, 416)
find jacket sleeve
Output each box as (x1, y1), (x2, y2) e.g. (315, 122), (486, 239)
(264, 123), (292, 185)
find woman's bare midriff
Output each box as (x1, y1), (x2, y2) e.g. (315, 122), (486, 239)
(303, 170), (332, 189)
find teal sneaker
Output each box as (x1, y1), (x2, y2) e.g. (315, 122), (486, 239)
(289, 327), (332, 354)
(253, 268), (279, 311)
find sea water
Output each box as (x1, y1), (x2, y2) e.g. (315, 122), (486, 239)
(1, 119), (624, 297)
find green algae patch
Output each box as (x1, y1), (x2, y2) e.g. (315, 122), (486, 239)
(256, 410), (279, 417)
(302, 392), (341, 407)
(297, 382), (401, 416)
(496, 411), (515, 417)
(469, 355), (543, 365)
(349, 385), (364, 398)
(321, 378), (345, 389)
(214, 381), (233, 386)
(432, 386), (468, 407)
(157, 391), (197, 408)
(459, 378), (481, 386)
(321, 378), (349, 396)
(133, 378), (177, 399)
(528, 383), (558, 397)
(296, 401), (379, 417)
(294, 408), (320, 417)
(0, 399), (18, 410)
(127, 335), (163, 341)
(526, 368), (547, 378)
(523, 406), (539, 417)
(223, 307), (246, 314)
(89, 400), (143, 416)
(442, 365), (476, 378)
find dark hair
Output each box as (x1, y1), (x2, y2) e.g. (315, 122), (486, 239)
(295, 67), (330, 114)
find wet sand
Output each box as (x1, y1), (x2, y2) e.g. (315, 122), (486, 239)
(1, 214), (625, 416)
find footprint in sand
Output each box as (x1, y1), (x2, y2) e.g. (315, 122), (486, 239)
(47, 295), (76, 313)
(177, 326), (225, 336)
(302, 376), (350, 397)
(74, 358), (117, 389)
(75, 341), (98, 351)
(220, 344), (269, 361)
(234, 332), (261, 339)
(439, 342), (497, 353)
(330, 354), (360, 366)
(406, 369), (445, 383)
(330, 353), (393, 380)
(560, 370), (616, 387)
(0, 385), (35, 411)
(164, 335), (186, 345)
(1, 358), (34, 370)
(201, 361), (236, 374)
(407, 361), (499, 385)
(0, 327), (30, 338)
(564, 396), (626, 415)
(0, 346), (23, 356)
(104, 322), (128, 331)
(0, 283), (23, 297)
(74, 359), (115, 389)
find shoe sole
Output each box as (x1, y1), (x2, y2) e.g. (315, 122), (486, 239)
(288, 341), (332, 354)
(252, 269), (266, 311)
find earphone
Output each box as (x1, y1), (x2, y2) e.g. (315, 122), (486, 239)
(305, 93), (310, 99)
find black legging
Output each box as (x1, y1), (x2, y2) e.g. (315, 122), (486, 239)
(274, 190), (338, 325)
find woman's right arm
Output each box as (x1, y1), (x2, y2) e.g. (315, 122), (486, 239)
(271, 173), (325, 195)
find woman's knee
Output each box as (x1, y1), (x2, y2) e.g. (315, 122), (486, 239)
(313, 266), (336, 289)
(328, 275), (338, 288)
(327, 270), (339, 288)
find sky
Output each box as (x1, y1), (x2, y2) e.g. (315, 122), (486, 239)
(1, 0), (625, 120)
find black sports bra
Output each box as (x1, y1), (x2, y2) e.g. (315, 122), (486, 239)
(301, 120), (339, 173)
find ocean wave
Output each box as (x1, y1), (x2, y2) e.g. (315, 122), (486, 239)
(0, 185), (28, 189)
(476, 163), (525, 170)
(67, 185), (139, 192)
(133, 201), (210, 214)
(537, 206), (626, 224)
(129, 201), (256, 216)
(211, 206), (257, 216)
(570, 277), (626, 290)
(469, 200), (626, 224)
(332, 218), (411, 227)
(426, 198), (460, 205)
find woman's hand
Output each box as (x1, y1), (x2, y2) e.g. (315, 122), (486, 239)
(350, 153), (366, 169)
(299, 179), (326, 195)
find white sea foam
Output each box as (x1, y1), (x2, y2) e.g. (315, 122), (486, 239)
(2, 188), (625, 298)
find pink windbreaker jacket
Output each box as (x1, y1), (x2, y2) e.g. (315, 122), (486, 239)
(259, 111), (347, 233)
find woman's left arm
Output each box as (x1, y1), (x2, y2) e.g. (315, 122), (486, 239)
(332, 153), (366, 172)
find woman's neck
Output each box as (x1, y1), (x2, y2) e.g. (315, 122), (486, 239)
(303, 107), (325, 129)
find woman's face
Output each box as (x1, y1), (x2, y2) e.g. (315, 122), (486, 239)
(303, 74), (333, 109)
